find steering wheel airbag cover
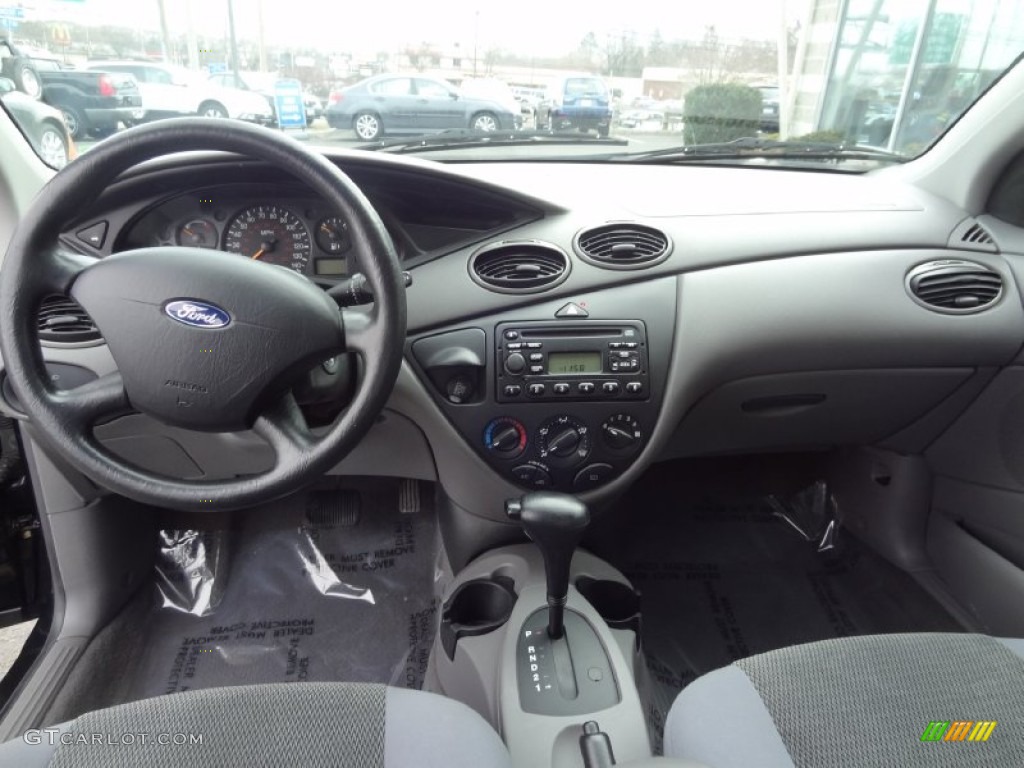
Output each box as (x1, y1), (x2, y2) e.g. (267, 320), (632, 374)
(71, 247), (344, 430)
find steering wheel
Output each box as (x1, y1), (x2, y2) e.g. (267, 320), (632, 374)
(0, 118), (406, 512)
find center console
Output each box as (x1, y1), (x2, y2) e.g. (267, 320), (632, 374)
(427, 491), (678, 768)
(407, 279), (675, 495)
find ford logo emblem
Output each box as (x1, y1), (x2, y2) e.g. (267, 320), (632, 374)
(164, 300), (231, 329)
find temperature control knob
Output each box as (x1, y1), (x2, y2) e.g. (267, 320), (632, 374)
(484, 417), (527, 459)
(601, 414), (642, 452)
(538, 415), (591, 467)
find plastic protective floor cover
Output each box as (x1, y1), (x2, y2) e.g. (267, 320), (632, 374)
(618, 495), (963, 753)
(81, 478), (444, 708)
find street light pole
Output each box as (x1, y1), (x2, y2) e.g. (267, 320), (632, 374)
(473, 10), (479, 77)
(227, 0), (241, 75)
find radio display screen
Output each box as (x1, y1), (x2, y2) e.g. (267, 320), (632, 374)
(547, 352), (602, 375)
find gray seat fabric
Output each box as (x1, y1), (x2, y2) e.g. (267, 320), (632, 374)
(0, 683), (511, 768)
(665, 633), (1024, 768)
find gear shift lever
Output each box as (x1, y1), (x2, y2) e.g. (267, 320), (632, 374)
(506, 491), (590, 638)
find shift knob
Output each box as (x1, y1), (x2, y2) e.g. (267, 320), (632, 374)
(506, 491), (590, 638)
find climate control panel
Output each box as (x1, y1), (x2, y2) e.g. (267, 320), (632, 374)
(483, 412), (643, 491)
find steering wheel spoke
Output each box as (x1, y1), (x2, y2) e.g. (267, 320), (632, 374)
(342, 308), (377, 355)
(47, 371), (130, 428)
(43, 247), (99, 294)
(254, 391), (316, 461)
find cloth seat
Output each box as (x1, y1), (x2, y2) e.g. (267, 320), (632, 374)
(0, 682), (511, 768)
(664, 633), (1024, 768)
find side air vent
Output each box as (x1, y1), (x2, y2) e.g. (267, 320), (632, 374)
(574, 223), (672, 269)
(906, 260), (1003, 314)
(37, 296), (102, 344)
(469, 241), (570, 293)
(948, 218), (998, 253)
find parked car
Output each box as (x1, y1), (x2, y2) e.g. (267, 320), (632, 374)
(1, 40), (142, 140)
(325, 73), (518, 140)
(458, 78), (523, 129)
(209, 71), (323, 125)
(536, 74), (613, 136)
(87, 61), (273, 125)
(0, 76), (72, 168)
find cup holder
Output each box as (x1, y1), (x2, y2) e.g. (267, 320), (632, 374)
(576, 576), (642, 634)
(440, 575), (517, 660)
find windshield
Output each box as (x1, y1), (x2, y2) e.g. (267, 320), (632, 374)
(0, 0), (1021, 169)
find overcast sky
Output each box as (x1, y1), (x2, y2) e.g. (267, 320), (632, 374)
(28, 0), (810, 56)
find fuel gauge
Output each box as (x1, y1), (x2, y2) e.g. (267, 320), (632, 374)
(315, 216), (352, 254)
(176, 219), (219, 249)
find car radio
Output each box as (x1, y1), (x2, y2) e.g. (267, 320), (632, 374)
(495, 321), (649, 403)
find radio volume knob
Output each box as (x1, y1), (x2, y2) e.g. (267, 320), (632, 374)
(505, 352), (526, 374)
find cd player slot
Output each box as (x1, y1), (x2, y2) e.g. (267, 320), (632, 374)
(519, 328), (623, 339)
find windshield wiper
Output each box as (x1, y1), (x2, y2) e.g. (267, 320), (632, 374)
(356, 129), (628, 154)
(616, 137), (906, 164)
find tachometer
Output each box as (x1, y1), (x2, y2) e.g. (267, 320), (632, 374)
(176, 219), (219, 249)
(223, 205), (312, 273)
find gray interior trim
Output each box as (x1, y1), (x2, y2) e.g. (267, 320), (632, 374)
(996, 637), (1024, 659)
(663, 665), (795, 768)
(385, 686), (511, 768)
(0, 721), (67, 768)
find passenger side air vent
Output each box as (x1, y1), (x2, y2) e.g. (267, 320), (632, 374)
(574, 223), (672, 269)
(469, 241), (570, 293)
(906, 260), (1003, 314)
(37, 296), (102, 344)
(948, 218), (998, 253)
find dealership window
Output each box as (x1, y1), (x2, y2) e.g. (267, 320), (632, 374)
(817, 0), (1024, 153)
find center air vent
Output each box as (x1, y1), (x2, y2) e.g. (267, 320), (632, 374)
(906, 260), (1003, 314)
(37, 296), (102, 344)
(574, 223), (671, 269)
(470, 241), (570, 293)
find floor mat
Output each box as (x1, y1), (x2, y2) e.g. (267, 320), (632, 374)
(614, 493), (963, 752)
(59, 478), (444, 715)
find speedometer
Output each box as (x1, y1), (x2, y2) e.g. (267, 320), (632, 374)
(223, 205), (312, 273)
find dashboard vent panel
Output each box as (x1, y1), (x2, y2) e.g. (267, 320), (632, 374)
(37, 296), (102, 343)
(470, 241), (570, 293)
(575, 223), (672, 269)
(948, 218), (998, 253)
(906, 260), (1003, 314)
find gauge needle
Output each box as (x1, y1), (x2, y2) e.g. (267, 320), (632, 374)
(251, 248), (265, 260)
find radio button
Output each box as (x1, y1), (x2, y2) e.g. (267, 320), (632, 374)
(624, 342), (639, 348)
(504, 330), (520, 340)
(529, 365), (544, 374)
(528, 383), (546, 397)
(505, 353), (526, 374)
(527, 342), (543, 349)
(507, 342), (523, 350)
(609, 342), (623, 349)
(553, 383), (570, 395)
(626, 382), (643, 394)
(578, 382), (596, 395)
(615, 350), (631, 359)
(529, 352), (543, 362)
(504, 384), (523, 397)
(602, 382), (621, 395)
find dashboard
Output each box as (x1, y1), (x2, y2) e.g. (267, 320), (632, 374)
(6, 145), (1024, 522)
